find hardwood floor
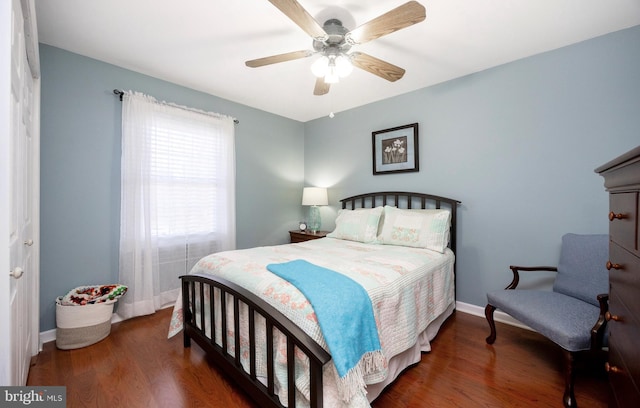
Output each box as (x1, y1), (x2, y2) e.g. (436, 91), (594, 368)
(27, 307), (609, 407)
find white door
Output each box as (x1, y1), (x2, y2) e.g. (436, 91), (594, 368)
(2, 0), (40, 386)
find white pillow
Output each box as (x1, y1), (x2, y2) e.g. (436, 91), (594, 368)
(379, 206), (451, 252)
(327, 206), (383, 243)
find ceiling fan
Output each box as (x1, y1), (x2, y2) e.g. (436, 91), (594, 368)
(245, 0), (426, 96)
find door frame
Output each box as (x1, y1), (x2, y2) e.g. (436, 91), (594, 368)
(23, 0), (41, 359)
(0, 0), (40, 385)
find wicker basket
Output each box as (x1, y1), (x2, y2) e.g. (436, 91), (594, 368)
(55, 298), (114, 350)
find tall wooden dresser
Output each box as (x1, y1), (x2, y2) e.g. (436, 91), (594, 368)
(596, 146), (640, 408)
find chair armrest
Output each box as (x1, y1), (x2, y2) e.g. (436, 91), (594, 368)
(590, 293), (609, 350)
(506, 265), (558, 290)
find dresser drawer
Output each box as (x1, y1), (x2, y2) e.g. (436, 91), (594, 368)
(609, 345), (640, 408)
(608, 291), (640, 384)
(609, 243), (640, 318)
(609, 192), (638, 254)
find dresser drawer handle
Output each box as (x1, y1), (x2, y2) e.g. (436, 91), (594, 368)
(605, 362), (624, 374)
(605, 311), (622, 322)
(606, 261), (623, 270)
(609, 211), (627, 221)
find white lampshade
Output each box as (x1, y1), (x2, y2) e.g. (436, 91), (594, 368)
(311, 56), (329, 77)
(302, 187), (328, 206)
(335, 55), (353, 77)
(324, 65), (340, 84)
(310, 53), (353, 82)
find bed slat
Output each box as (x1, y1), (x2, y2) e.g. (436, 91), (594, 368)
(199, 284), (205, 336)
(287, 338), (296, 408)
(266, 321), (275, 396)
(234, 297), (241, 367)
(249, 307), (257, 379)
(221, 289), (228, 353)
(209, 285), (215, 346)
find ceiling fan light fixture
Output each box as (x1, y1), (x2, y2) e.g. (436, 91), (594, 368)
(335, 54), (353, 77)
(311, 53), (352, 83)
(311, 55), (329, 77)
(325, 69), (339, 84)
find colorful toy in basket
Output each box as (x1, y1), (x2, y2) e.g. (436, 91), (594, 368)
(59, 284), (128, 306)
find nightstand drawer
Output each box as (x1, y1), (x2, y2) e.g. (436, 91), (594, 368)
(289, 230), (328, 243)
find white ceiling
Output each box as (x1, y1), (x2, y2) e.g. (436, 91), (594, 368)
(35, 0), (640, 122)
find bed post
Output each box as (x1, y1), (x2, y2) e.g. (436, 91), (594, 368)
(182, 278), (191, 348)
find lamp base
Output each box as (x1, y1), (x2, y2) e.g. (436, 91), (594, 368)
(308, 206), (321, 233)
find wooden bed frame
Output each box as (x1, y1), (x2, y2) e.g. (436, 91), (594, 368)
(181, 191), (460, 408)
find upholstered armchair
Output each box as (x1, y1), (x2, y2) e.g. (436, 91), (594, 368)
(485, 233), (609, 408)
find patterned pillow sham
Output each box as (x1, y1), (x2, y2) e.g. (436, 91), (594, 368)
(378, 205), (451, 253)
(327, 206), (383, 243)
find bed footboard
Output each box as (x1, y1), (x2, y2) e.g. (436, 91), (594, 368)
(181, 273), (331, 408)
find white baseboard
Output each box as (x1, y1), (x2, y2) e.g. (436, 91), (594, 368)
(39, 301), (532, 350)
(455, 301), (533, 332)
(39, 329), (56, 348)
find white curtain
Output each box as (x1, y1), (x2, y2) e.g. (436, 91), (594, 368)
(118, 91), (236, 320)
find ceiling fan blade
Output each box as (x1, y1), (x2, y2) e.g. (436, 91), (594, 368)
(245, 50), (312, 68)
(268, 0), (327, 39)
(346, 1), (426, 45)
(351, 52), (406, 82)
(313, 77), (330, 95)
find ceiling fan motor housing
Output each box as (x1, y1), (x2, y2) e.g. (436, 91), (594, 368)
(313, 19), (352, 54)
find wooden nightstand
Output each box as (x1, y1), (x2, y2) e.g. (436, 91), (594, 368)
(289, 230), (329, 243)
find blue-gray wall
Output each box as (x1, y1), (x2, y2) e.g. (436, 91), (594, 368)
(40, 25), (640, 332)
(304, 25), (640, 308)
(39, 45), (305, 331)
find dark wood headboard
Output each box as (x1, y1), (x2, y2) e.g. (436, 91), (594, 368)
(339, 191), (461, 254)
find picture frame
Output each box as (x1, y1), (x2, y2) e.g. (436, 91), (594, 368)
(372, 123), (419, 175)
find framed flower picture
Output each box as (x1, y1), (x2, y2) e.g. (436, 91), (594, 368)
(372, 123), (419, 175)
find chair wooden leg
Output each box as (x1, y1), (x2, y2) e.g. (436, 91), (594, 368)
(562, 350), (577, 408)
(485, 304), (497, 344)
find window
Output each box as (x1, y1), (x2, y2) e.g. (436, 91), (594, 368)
(118, 91), (235, 319)
(150, 112), (228, 237)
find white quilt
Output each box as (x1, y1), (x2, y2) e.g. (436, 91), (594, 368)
(168, 237), (455, 407)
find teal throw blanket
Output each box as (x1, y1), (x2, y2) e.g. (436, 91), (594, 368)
(266, 259), (382, 379)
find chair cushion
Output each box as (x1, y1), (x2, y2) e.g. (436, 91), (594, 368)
(487, 289), (601, 351)
(553, 233), (609, 307)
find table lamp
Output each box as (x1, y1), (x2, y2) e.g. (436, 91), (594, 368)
(302, 187), (328, 233)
